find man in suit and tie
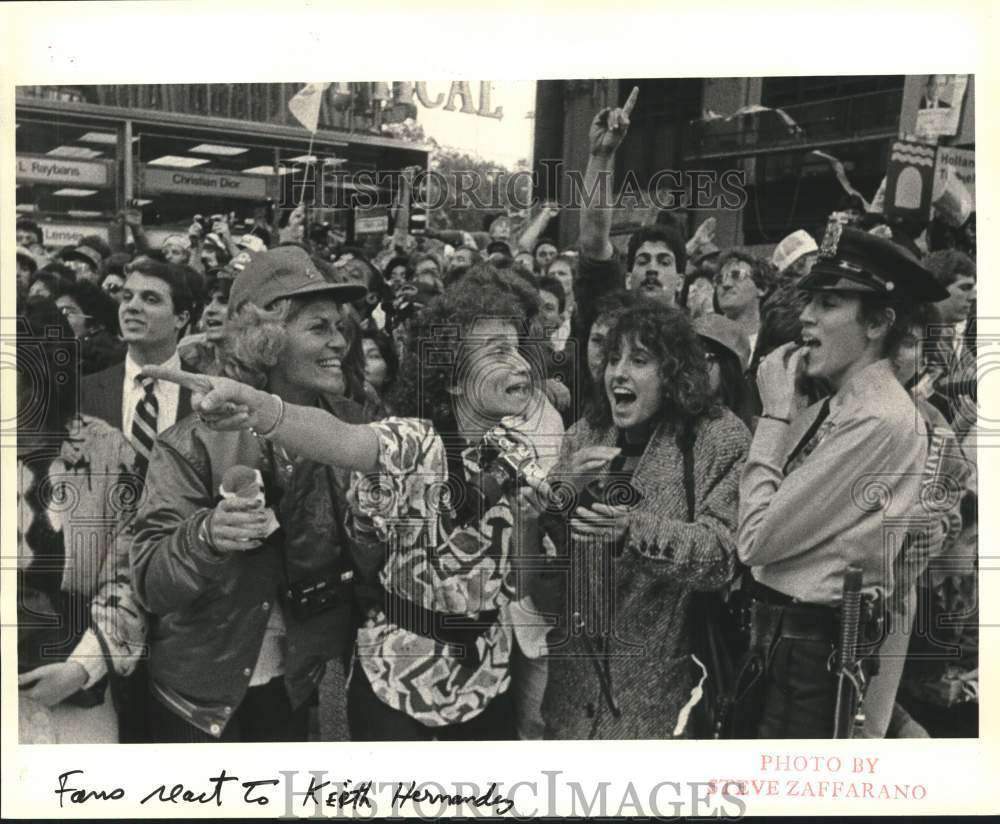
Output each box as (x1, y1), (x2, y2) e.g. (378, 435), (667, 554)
(81, 258), (199, 473)
(79, 257), (199, 742)
(920, 74), (952, 109)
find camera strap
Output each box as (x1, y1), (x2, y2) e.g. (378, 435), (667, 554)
(262, 440), (353, 611)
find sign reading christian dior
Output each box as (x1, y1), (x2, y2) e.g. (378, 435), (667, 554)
(140, 166), (269, 200)
(16, 154), (111, 186)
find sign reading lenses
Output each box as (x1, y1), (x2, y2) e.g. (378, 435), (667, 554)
(41, 223), (110, 248)
(17, 155), (110, 186)
(141, 166), (269, 200)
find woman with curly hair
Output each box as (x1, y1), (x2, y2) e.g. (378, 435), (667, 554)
(145, 263), (551, 741)
(129, 246), (370, 742)
(530, 302), (751, 738)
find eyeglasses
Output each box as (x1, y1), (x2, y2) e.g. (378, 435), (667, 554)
(713, 268), (752, 286)
(59, 305), (92, 320)
(103, 283), (123, 294)
(704, 350), (718, 364)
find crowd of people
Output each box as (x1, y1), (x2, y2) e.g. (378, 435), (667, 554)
(15, 91), (978, 744)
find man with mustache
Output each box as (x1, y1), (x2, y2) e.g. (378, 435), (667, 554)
(623, 225), (687, 302)
(577, 87), (687, 311)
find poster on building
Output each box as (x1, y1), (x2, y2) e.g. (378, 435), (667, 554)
(935, 146), (975, 204)
(915, 74), (968, 140)
(932, 146), (975, 226)
(884, 140), (936, 221)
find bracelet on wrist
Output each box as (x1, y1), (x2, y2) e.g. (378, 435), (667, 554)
(199, 510), (224, 557)
(256, 393), (285, 439)
(760, 413), (792, 425)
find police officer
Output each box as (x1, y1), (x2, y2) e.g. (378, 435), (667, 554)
(735, 223), (948, 738)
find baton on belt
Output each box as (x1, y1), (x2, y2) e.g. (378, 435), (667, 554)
(833, 564), (866, 738)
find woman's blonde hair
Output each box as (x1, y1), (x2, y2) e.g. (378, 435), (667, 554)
(221, 298), (297, 389)
(220, 295), (367, 400)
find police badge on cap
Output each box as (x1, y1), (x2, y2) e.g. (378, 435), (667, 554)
(819, 218), (844, 259)
(797, 224), (948, 304)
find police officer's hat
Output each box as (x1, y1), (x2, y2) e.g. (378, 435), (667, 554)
(797, 222), (948, 303)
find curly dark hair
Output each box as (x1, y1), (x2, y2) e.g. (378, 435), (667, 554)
(586, 303), (717, 431)
(387, 267), (529, 433)
(460, 263), (547, 380)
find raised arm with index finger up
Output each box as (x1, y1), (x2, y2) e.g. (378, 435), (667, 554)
(579, 85), (638, 261)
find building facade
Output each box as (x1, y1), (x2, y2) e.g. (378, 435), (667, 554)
(15, 84), (430, 250)
(532, 76), (975, 256)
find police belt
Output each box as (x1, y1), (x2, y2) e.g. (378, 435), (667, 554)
(748, 579), (881, 645)
(382, 589), (499, 667)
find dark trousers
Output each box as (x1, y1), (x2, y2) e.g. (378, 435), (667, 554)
(148, 677), (311, 743)
(347, 664), (516, 741)
(756, 636), (838, 738)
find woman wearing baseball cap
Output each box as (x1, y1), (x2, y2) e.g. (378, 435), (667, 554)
(144, 261), (552, 741)
(734, 223), (949, 738)
(129, 246), (370, 742)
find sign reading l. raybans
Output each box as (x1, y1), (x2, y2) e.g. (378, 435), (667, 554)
(140, 166), (269, 200)
(16, 155), (111, 186)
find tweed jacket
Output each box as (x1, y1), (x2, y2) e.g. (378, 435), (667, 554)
(532, 408), (750, 739)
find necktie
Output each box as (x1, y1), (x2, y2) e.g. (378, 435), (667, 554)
(131, 376), (159, 475)
(783, 397), (833, 475)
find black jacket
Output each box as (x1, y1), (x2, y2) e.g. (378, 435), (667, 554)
(130, 397), (365, 737)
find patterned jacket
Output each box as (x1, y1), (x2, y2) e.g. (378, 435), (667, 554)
(17, 416), (146, 689)
(532, 409), (750, 739)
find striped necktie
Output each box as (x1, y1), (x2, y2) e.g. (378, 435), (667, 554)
(131, 376), (159, 475)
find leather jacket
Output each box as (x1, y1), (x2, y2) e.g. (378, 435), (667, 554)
(130, 398), (364, 738)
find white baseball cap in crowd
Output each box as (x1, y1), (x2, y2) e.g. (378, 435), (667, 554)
(772, 229), (818, 273)
(237, 233), (267, 254)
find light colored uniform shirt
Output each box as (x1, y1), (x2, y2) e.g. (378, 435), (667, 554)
(738, 359), (928, 604)
(122, 351), (182, 437)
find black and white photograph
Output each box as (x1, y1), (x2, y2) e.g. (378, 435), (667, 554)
(2, 2), (994, 818)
